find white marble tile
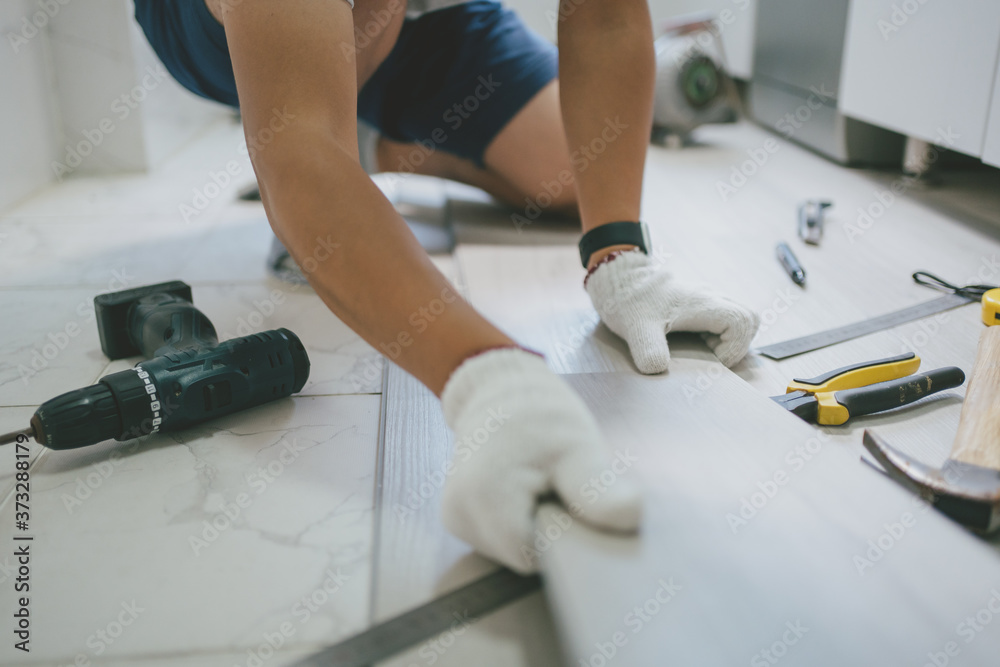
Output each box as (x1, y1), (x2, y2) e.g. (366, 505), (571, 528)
(0, 394), (379, 665)
(0, 647), (320, 667)
(0, 288), (113, 407)
(5, 119), (252, 222)
(0, 216), (222, 288)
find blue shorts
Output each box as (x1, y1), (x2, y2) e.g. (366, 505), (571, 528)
(133, 1), (557, 166)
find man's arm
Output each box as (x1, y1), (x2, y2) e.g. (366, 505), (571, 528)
(557, 0), (655, 268)
(215, 0), (515, 396)
(560, 1), (759, 372)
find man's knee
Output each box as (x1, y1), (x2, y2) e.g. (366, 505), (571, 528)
(529, 171), (578, 217)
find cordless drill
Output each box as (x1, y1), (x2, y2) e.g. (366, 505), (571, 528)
(1, 281), (310, 450)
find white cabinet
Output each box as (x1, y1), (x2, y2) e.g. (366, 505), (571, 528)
(839, 0), (1000, 158)
(982, 61), (1000, 168)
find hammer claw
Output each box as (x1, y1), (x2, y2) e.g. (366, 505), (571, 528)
(863, 430), (1000, 534)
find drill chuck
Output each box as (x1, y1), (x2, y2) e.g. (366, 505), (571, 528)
(29, 328), (310, 450)
(30, 384), (122, 450)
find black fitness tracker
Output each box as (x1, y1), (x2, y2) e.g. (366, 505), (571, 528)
(578, 221), (650, 268)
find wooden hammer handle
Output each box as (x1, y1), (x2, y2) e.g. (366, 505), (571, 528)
(951, 325), (1000, 469)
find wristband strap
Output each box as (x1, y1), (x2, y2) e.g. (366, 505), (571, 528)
(578, 221), (650, 268)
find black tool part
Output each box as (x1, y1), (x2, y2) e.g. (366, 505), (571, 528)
(29, 329), (310, 450)
(912, 271), (997, 300)
(96, 281), (196, 359)
(30, 384), (121, 450)
(771, 390), (818, 422)
(127, 291), (218, 359)
(833, 366), (966, 419)
(792, 352), (916, 387)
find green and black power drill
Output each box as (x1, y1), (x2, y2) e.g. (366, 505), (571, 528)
(1, 281), (310, 450)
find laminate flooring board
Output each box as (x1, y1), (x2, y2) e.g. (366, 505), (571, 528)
(541, 363), (1000, 666)
(371, 362), (565, 667)
(455, 245), (634, 375)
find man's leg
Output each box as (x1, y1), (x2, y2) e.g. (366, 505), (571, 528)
(374, 80), (579, 218)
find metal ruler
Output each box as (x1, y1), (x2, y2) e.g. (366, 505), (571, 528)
(291, 568), (542, 667)
(756, 293), (976, 360)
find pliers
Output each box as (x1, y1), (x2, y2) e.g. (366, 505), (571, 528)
(771, 352), (966, 425)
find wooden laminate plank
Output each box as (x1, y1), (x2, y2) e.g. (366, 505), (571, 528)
(371, 362), (566, 667)
(541, 360), (1000, 666)
(456, 245), (634, 374)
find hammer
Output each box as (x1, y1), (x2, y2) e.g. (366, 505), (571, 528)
(864, 326), (1000, 533)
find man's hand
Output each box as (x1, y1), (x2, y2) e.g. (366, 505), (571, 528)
(586, 251), (760, 373)
(440, 348), (642, 573)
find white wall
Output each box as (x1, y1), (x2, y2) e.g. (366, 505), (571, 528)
(503, 0), (758, 79)
(0, 0), (60, 211)
(0, 0), (229, 213)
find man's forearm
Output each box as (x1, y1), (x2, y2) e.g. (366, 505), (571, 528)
(256, 129), (515, 396)
(558, 0), (655, 264)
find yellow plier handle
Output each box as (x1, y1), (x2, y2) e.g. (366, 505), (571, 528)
(785, 352), (921, 394)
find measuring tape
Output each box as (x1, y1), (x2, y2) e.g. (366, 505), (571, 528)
(756, 293), (976, 360)
(291, 569), (542, 667)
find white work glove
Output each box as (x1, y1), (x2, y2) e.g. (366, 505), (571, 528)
(586, 250), (760, 373)
(440, 348), (642, 574)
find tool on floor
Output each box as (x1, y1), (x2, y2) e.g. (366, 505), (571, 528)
(982, 288), (1000, 326)
(651, 12), (739, 144)
(864, 325), (1000, 533)
(798, 199), (831, 245)
(771, 352), (965, 425)
(291, 568), (541, 667)
(756, 270), (994, 360)
(776, 242), (806, 287)
(0, 281), (310, 450)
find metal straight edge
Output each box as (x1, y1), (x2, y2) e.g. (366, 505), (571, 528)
(291, 568), (542, 667)
(756, 293), (977, 360)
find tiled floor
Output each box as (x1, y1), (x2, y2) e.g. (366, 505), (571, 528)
(0, 117), (389, 667)
(4, 112), (1000, 666)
